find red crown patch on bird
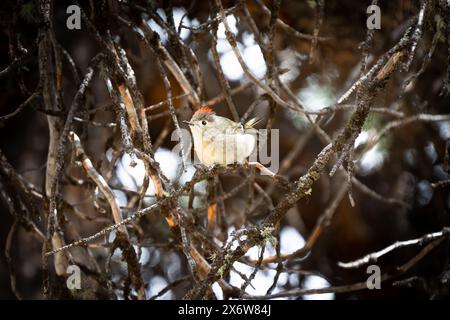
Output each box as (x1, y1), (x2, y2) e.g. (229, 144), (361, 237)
(194, 106), (215, 115)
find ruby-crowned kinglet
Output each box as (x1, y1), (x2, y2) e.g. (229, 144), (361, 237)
(185, 107), (259, 167)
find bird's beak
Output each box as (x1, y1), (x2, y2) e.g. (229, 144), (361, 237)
(183, 120), (193, 126)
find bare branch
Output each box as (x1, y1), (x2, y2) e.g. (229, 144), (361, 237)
(338, 228), (450, 269)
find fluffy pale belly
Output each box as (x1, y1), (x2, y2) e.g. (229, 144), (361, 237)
(195, 133), (256, 166)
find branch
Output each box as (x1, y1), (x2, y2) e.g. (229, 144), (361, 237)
(254, 0), (331, 42)
(0, 92), (40, 122)
(68, 132), (128, 236)
(338, 227), (450, 269)
(245, 235), (445, 299)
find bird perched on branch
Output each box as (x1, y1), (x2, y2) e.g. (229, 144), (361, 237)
(185, 106), (274, 176)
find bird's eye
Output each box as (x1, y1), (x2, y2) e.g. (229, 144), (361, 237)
(201, 120), (207, 126)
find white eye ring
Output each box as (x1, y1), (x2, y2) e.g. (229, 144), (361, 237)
(201, 120), (207, 126)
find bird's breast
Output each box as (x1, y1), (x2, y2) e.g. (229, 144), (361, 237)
(193, 131), (256, 166)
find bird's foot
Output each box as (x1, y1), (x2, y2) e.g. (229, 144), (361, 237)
(247, 161), (276, 176)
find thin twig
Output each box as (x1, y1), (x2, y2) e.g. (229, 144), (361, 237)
(338, 228), (450, 269)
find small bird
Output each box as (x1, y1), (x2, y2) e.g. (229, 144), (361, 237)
(185, 106), (258, 167)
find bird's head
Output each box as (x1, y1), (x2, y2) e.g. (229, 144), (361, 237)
(184, 106), (217, 135)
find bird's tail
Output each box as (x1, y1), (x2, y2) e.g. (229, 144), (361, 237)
(244, 117), (260, 129)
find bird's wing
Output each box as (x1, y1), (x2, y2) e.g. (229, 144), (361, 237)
(220, 116), (261, 134)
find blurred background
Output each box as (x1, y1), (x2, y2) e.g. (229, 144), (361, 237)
(0, 0), (449, 299)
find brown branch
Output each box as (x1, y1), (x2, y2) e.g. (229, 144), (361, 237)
(69, 131), (146, 299)
(69, 132), (128, 236)
(213, 0), (326, 116)
(254, 0), (331, 42)
(119, 16), (201, 105)
(251, 180), (348, 264)
(0, 92), (40, 122)
(309, 0), (325, 64)
(148, 275), (191, 300)
(210, 17), (240, 121)
(104, 70), (137, 165)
